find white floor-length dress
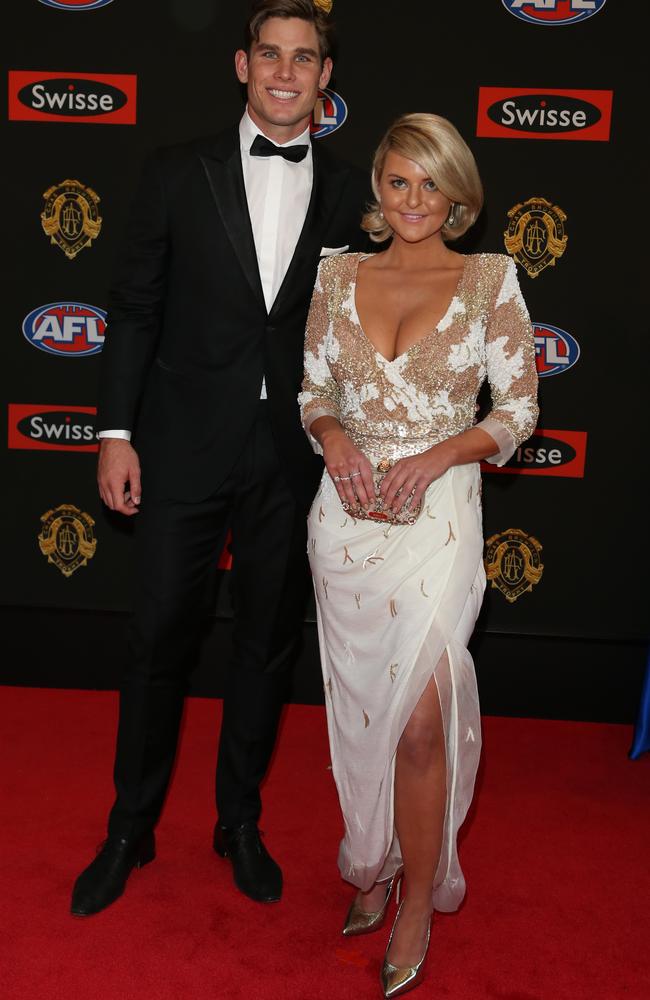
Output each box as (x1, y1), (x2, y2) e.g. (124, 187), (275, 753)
(299, 252), (538, 912)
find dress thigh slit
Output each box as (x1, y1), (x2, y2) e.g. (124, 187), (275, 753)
(309, 462), (485, 912)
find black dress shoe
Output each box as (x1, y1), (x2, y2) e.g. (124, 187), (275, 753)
(213, 821), (282, 903)
(71, 831), (155, 916)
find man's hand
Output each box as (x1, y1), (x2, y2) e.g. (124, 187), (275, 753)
(97, 438), (142, 516)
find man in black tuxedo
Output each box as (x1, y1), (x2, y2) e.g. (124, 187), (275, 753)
(71, 0), (369, 916)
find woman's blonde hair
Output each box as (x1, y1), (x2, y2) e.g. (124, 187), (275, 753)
(362, 113), (483, 243)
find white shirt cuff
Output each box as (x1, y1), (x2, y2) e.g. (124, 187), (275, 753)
(97, 429), (132, 441)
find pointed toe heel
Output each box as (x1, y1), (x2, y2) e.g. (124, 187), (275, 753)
(380, 900), (431, 999)
(342, 867), (402, 937)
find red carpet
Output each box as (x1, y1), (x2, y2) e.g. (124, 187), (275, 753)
(1, 687), (648, 1000)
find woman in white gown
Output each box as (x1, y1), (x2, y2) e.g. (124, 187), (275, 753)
(299, 113), (538, 998)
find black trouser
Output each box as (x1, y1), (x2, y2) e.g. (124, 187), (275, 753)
(107, 404), (311, 838)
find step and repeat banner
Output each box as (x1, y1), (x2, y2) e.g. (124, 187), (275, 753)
(2, 2), (646, 681)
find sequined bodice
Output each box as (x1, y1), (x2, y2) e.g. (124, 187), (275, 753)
(299, 251), (539, 465)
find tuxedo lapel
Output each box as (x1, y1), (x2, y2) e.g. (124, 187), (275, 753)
(269, 142), (349, 320)
(199, 129), (266, 310)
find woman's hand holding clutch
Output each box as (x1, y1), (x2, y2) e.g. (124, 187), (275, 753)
(316, 420), (375, 511)
(380, 441), (456, 514)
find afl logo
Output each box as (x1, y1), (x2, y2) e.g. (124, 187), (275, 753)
(502, 1), (607, 26)
(38, 1), (114, 9)
(22, 302), (106, 357)
(533, 322), (580, 377)
(311, 88), (348, 138)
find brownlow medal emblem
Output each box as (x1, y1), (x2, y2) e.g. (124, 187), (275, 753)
(38, 504), (97, 577)
(41, 179), (102, 260)
(484, 528), (543, 603)
(503, 197), (567, 278)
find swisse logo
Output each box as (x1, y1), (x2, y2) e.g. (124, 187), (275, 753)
(502, 0), (607, 26)
(533, 321), (580, 377)
(477, 88), (612, 141)
(8, 71), (137, 124)
(23, 302), (106, 357)
(8, 404), (98, 453)
(25, 79), (125, 115)
(39, 1), (115, 9)
(311, 88), (347, 138)
(482, 429), (587, 478)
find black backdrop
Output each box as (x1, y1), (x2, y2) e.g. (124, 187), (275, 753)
(2, 0), (647, 722)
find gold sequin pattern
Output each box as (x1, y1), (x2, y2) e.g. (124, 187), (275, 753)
(299, 252), (539, 465)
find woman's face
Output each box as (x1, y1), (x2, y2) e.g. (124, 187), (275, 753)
(377, 150), (452, 245)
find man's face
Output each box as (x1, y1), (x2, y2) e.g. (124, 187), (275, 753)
(235, 17), (332, 141)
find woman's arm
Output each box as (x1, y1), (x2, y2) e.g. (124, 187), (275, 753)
(380, 425), (501, 513)
(299, 258), (374, 508)
(298, 258), (342, 449)
(474, 255), (539, 465)
(309, 414), (375, 510)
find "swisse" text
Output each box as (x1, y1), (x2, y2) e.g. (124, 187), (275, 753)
(514, 445), (563, 466)
(500, 100), (587, 129)
(25, 416), (96, 442)
(29, 83), (115, 112)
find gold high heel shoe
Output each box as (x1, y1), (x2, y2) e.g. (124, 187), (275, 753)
(342, 867), (403, 937)
(380, 899), (431, 998)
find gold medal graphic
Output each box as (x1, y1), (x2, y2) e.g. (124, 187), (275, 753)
(38, 504), (97, 577)
(504, 197), (567, 278)
(41, 179), (102, 260)
(484, 527), (543, 603)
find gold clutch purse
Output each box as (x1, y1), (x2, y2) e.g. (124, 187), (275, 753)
(342, 459), (422, 526)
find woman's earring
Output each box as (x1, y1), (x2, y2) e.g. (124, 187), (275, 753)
(447, 204), (456, 227)
(379, 206), (384, 219)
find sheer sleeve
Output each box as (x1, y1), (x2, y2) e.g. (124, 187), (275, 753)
(298, 257), (342, 455)
(476, 256), (539, 466)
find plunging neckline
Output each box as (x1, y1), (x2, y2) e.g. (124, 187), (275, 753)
(352, 252), (470, 364)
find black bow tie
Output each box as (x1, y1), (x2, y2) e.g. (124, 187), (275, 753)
(250, 134), (309, 163)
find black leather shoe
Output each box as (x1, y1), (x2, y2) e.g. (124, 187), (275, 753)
(70, 831), (155, 916)
(213, 821), (282, 902)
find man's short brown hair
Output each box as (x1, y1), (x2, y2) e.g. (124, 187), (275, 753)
(244, 0), (335, 63)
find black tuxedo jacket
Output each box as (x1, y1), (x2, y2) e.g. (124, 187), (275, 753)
(97, 125), (370, 506)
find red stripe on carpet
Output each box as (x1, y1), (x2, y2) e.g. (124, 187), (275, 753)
(0, 688), (648, 999)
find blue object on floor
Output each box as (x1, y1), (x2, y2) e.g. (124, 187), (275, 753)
(629, 646), (650, 760)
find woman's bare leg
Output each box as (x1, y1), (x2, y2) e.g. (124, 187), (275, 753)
(350, 655), (447, 929)
(387, 657), (447, 965)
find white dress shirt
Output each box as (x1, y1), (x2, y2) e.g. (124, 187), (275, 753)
(99, 107), (313, 438)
